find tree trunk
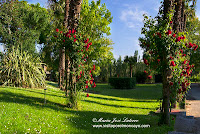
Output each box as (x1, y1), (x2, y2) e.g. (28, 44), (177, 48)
(161, 69), (171, 125)
(67, 0), (82, 108)
(59, 48), (65, 90)
(130, 64), (132, 78)
(63, 0), (70, 95)
(173, 0), (182, 33)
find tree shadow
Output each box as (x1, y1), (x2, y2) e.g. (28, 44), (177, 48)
(0, 89), (172, 133)
(46, 81), (58, 88)
(88, 95), (157, 103)
(83, 99), (157, 110)
(0, 91), (66, 110)
(89, 84), (162, 100)
(0, 86), (66, 99)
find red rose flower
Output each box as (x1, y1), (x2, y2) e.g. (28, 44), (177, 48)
(183, 54), (186, 56)
(68, 30), (71, 34)
(90, 80), (93, 84)
(166, 30), (172, 35)
(176, 37), (181, 42)
(74, 35), (76, 38)
(56, 28), (59, 32)
(92, 65), (95, 70)
(148, 75), (152, 79)
(170, 82), (173, 86)
(157, 59), (160, 63)
(170, 61), (176, 66)
(172, 34), (176, 37)
(72, 29), (76, 34)
(157, 32), (161, 38)
(144, 70), (147, 74)
(86, 93), (89, 97)
(84, 38), (89, 43)
(60, 31), (63, 34)
(194, 45), (198, 50)
(188, 43), (193, 48)
(74, 39), (77, 42)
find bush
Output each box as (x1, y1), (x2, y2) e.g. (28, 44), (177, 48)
(135, 71), (146, 83)
(0, 46), (46, 88)
(155, 74), (162, 83)
(109, 77), (136, 89)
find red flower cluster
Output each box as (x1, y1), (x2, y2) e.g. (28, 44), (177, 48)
(170, 61), (176, 66)
(148, 75), (152, 79)
(143, 58), (148, 65)
(169, 82), (173, 86)
(86, 93), (89, 97)
(166, 30), (172, 35)
(156, 32), (161, 38)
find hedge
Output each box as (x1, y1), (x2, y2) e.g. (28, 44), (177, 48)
(109, 77), (136, 89)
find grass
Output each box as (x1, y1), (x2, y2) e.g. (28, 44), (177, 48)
(0, 82), (174, 134)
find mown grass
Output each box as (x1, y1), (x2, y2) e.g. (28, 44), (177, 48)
(0, 82), (174, 134)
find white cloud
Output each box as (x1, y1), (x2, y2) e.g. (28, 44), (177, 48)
(120, 6), (147, 31)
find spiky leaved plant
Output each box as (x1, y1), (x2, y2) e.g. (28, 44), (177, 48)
(0, 46), (46, 88)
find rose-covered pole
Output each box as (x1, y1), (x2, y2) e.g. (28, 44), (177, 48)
(139, 12), (198, 125)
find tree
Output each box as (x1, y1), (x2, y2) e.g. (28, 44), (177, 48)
(124, 51), (138, 78)
(139, 0), (198, 125)
(47, 0), (113, 89)
(0, 1), (52, 54)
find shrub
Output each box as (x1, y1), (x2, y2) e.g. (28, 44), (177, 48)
(109, 77), (136, 89)
(0, 46), (46, 88)
(155, 74), (162, 83)
(135, 71), (147, 83)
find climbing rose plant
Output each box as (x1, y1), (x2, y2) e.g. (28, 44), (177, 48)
(53, 28), (96, 92)
(139, 15), (198, 103)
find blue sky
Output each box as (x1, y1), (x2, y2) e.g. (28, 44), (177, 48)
(1, 0), (200, 60)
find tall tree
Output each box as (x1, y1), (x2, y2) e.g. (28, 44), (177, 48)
(124, 51), (138, 78)
(0, 1), (51, 53)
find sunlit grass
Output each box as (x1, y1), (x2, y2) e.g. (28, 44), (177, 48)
(0, 82), (174, 134)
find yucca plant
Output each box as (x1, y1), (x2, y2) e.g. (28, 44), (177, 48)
(0, 46), (46, 88)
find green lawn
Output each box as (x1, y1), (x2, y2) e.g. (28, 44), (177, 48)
(0, 82), (174, 134)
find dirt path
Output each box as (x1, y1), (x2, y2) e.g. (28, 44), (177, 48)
(186, 83), (200, 118)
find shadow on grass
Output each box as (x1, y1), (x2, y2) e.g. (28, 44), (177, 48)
(83, 99), (157, 110)
(0, 89), (174, 133)
(0, 86), (66, 99)
(89, 84), (163, 100)
(46, 81), (59, 88)
(0, 91), (66, 109)
(88, 95), (157, 103)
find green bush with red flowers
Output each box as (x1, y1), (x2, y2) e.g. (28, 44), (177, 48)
(139, 14), (198, 103)
(53, 28), (96, 91)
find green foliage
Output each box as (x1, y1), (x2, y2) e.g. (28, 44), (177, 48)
(135, 71), (147, 84)
(109, 77), (136, 89)
(0, 1), (52, 53)
(0, 46), (46, 88)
